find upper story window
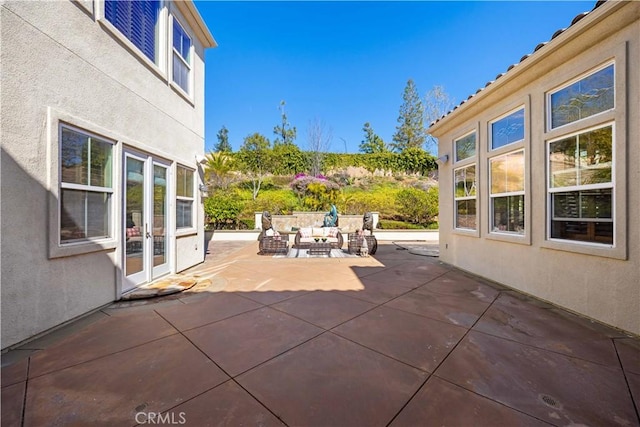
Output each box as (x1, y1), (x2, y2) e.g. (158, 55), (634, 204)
(455, 132), (476, 162)
(454, 165), (477, 231)
(548, 124), (613, 245)
(172, 18), (192, 94)
(549, 63), (614, 129)
(105, 0), (161, 64)
(60, 126), (114, 243)
(491, 108), (524, 150)
(176, 165), (194, 229)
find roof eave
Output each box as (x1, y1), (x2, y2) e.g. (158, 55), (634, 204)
(428, 0), (624, 136)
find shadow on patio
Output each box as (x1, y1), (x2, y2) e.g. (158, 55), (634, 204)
(2, 241), (639, 426)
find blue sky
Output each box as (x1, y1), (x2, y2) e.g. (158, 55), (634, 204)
(195, 1), (595, 154)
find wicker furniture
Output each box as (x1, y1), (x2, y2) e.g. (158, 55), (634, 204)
(308, 242), (332, 257)
(259, 235), (289, 255)
(294, 227), (343, 249)
(348, 233), (378, 255)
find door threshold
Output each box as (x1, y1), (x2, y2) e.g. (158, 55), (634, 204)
(120, 274), (198, 301)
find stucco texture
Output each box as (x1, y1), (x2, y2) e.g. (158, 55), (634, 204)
(430, 2), (639, 335)
(1, 1), (209, 348)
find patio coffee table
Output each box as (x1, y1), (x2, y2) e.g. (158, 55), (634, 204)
(308, 242), (332, 257)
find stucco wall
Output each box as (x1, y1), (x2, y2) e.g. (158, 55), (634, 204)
(432, 2), (639, 334)
(0, 1), (209, 348)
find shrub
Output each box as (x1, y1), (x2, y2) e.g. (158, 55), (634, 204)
(377, 220), (426, 229)
(204, 192), (244, 229)
(396, 186), (439, 225)
(242, 189), (302, 216)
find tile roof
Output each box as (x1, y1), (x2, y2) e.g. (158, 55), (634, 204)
(429, 0), (607, 127)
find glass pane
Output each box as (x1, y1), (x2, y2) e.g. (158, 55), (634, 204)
(126, 158), (145, 276)
(549, 135), (578, 188)
(551, 64), (614, 128)
(552, 189), (612, 220)
(173, 54), (189, 92)
(491, 109), (524, 149)
(153, 165), (167, 267)
(61, 127), (88, 185)
(578, 126), (612, 185)
(60, 190), (109, 242)
(550, 126), (612, 188)
(455, 133), (476, 161)
(89, 138), (112, 187)
(492, 195), (524, 234)
(491, 151), (524, 194)
(177, 167), (193, 197)
(455, 199), (476, 230)
(454, 166), (476, 198)
(551, 220), (613, 244)
(173, 19), (191, 61)
(176, 200), (193, 228)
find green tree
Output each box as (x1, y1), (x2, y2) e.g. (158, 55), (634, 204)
(398, 146), (436, 175)
(359, 122), (387, 154)
(237, 133), (273, 200)
(204, 151), (235, 190)
(214, 126), (232, 152)
(273, 100), (297, 147)
(392, 79), (427, 152)
(272, 143), (308, 175)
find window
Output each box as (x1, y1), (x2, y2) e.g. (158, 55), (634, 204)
(104, 0), (161, 64)
(549, 63), (614, 129)
(176, 165), (194, 229)
(172, 18), (192, 94)
(59, 126), (113, 242)
(454, 165), (477, 230)
(490, 150), (525, 234)
(455, 132), (476, 162)
(491, 108), (524, 150)
(548, 124), (613, 244)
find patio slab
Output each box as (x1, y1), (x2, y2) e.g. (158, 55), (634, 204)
(1, 240), (638, 426)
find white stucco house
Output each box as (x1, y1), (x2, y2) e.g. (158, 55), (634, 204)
(430, 1), (639, 335)
(1, 0), (216, 349)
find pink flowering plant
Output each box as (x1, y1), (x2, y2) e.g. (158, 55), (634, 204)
(290, 174), (340, 210)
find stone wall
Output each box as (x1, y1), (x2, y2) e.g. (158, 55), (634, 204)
(255, 212), (379, 233)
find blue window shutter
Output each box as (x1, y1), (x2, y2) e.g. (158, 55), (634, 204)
(105, 0), (159, 63)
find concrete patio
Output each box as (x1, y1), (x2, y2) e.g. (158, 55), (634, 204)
(2, 241), (639, 426)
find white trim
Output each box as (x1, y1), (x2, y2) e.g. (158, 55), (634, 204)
(453, 130), (477, 163)
(546, 60), (615, 132)
(48, 114), (119, 259)
(489, 106), (525, 151)
(545, 122), (615, 247)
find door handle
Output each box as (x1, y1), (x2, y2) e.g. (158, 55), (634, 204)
(145, 224), (152, 239)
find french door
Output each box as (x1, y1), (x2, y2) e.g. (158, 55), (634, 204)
(123, 150), (171, 292)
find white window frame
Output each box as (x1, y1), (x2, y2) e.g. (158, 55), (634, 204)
(59, 124), (115, 245)
(453, 164), (478, 232)
(171, 15), (193, 98)
(541, 51), (625, 260)
(489, 107), (525, 151)
(546, 123), (615, 247)
(175, 165), (195, 232)
(546, 61), (615, 132)
(454, 131), (476, 162)
(489, 149), (525, 236)
(48, 109), (119, 259)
